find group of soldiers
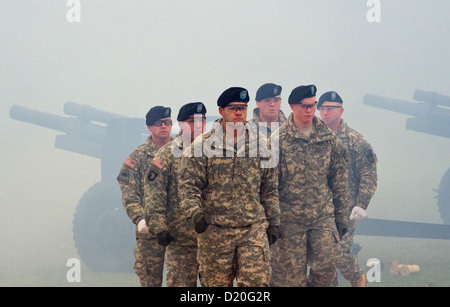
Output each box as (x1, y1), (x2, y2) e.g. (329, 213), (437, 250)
(117, 83), (378, 287)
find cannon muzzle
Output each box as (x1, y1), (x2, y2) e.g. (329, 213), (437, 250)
(9, 104), (107, 142)
(10, 105), (75, 133)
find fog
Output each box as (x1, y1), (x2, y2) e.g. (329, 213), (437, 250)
(1, 1), (449, 286)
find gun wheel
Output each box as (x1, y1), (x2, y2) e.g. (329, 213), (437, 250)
(72, 179), (135, 272)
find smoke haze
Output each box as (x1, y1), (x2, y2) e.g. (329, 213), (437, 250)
(1, 0), (449, 286)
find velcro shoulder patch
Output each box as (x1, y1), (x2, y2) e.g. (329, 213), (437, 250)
(124, 158), (137, 169)
(182, 147), (191, 157)
(153, 158), (166, 169)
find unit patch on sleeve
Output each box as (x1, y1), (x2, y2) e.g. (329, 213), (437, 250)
(148, 170), (158, 181)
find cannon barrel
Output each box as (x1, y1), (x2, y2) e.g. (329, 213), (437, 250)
(64, 101), (128, 123)
(414, 89), (450, 107)
(10, 105), (76, 133)
(363, 94), (450, 124)
(9, 105), (106, 143)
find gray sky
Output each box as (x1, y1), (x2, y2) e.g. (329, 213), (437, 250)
(1, 0), (450, 285)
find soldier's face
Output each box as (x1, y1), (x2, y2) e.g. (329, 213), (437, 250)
(148, 116), (172, 138)
(219, 102), (248, 124)
(256, 96), (281, 122)
(290, 97), (317, 126)
(319, 101), (343, 128)
(179, 114), (206, 142)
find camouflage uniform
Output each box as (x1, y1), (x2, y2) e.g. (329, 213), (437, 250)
(248, 108), (287, 281)
(117, 135), (168, 287)
(334, 119), (378, 283)
(271, 114), (350, 287)
(178, 119), (281, 287)
(144, 135), (199, 287)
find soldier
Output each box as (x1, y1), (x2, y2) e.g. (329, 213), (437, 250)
(249, 83), (287, 282)
(249, 83), (287, 136)
(144, 102), (208, 287)
(178, 87), (281, 287)
(271, 85), (350, 287)
(116, 106), (172, 287)
(318, 91), (378, 287)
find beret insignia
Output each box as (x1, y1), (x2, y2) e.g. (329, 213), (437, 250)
(240, 90), (248, 100)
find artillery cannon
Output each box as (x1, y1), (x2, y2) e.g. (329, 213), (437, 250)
(363, 89), (450, 224)
(10, 102), (149, 272)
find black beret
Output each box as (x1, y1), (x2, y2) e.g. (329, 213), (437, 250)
(288, 85), (317, 105)
(177, 102), (207, 122)
(217, 87), (249, 108)
(146, 106), (171, 126)
(318, 91), (343, 108)
(255, 83), (282, 101)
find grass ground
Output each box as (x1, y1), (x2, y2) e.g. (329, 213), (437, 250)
(352, 236), (450, 287)
(1, 235), (449, 287)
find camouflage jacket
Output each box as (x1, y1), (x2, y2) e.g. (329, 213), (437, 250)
(178, 119), (281, 228)
(276, 114), (350, 227)
(336, 119), (378, 211)
(144, 135), (197, 246)
(248, 108), (287, 136)
(117, 135), (166, 225)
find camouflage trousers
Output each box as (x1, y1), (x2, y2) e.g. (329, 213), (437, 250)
(270, 222), (340, 287)
(334, 218), (363, 283)
(165, 244), (199, 287)
(134, 233), (165, 287)
(197, 220), (271, 287)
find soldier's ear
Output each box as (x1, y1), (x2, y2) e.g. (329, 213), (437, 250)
(218, 107), (224, 117)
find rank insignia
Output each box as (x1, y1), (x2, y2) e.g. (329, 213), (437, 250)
(343, 150), (349, 163)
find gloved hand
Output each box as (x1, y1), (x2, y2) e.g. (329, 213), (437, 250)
(157, 230), (175, 246)
(137, 219), (149, 234)
(192, 211), (208, 234)
(266, 225), (280, 245)
(350, 206), (367, 221)
(336, 223), (347, 239)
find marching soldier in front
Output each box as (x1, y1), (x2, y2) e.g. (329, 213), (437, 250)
(178, 87), (281, 287)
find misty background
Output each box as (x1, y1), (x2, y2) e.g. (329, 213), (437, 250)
(1, 0), (449, 286)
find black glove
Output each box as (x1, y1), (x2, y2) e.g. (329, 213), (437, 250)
(336, 223), (347, 239)
(157, 230), (175, 246)
(267, 225), (280, 246)
(192, 211), (208, 234)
